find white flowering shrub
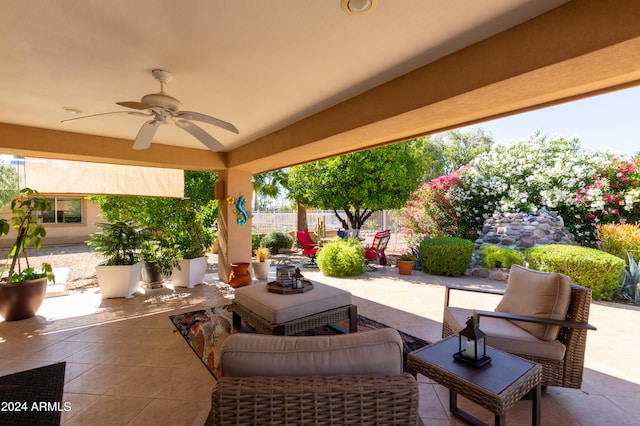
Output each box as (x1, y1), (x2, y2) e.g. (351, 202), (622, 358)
(398, 132), (640, 246)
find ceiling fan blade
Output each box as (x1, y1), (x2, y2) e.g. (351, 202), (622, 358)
(177, 111), (239, 134)
(132, 120), (160, 150)
(116, 101), (152, 110)
(175, 120), (224, 151)
(61, 110), (149, 123)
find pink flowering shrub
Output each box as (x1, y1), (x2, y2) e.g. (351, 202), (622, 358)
(573, 157), (640, 244)
(393, 166), (469, 246)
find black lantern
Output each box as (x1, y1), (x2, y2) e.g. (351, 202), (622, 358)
(453, 316), (492, 367)
(292, 267), (305, 289)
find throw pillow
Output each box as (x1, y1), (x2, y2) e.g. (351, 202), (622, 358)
(495, 264), (571, 340)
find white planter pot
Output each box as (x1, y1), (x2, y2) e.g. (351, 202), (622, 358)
(95, 262), (142, 299)
(171, 256), (208, 288)
(252, 260), (271, 280)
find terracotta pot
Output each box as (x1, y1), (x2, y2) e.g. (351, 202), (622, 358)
(230, 262), (251, 288)
(0, 277), (48, 321)
(397, 260), (415, 275)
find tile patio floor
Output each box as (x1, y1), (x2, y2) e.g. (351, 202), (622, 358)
(1, 263), (639, 425)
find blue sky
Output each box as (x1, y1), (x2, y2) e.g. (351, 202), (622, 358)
(455, 86), (640, 157)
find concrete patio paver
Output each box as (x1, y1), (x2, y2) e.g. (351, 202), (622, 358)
(0, 263), (638, 425)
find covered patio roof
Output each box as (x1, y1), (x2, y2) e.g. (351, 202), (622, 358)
(2, 1), (640, 174)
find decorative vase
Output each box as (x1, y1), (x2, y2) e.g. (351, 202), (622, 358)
(252, 260), (271, 280)
(230, 262), (252, 288)
(0, 277), (48, 321)
(397, 260), (415, 275)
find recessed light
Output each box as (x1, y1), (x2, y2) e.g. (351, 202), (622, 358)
(62, 106), (83, 115)
(341, 0), (377, 16)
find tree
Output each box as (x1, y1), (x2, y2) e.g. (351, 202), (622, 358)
(0, 163), (19, 207)
(287, 141), (427, 232)
(252, 170), (287, 210)
(184, 170), (219, 235)
(89, 170), (219, 248)
(426, 128), (493, 177)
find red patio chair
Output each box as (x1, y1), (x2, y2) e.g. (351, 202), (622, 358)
(364, 230), (391, 270)
(297, 229), (319, 268)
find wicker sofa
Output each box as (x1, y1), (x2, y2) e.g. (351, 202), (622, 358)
(207, 328), (420, 425)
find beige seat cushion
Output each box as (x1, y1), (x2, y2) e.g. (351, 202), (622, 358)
(444, 306), (566, 360)
(220, 327), (404, 377)
(495, 265), (571, 341)
(234, 282), (352, 324)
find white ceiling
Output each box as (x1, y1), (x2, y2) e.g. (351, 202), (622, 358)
(0, 0), (567, 153)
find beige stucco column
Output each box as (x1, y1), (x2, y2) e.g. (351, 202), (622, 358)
(216, 170), (253, 283)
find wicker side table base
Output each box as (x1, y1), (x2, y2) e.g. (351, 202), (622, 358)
(408, 336), (541, 426)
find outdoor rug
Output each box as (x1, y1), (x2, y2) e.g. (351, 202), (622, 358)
(170, 306), (429, 380)
(0, 361), (66, 426)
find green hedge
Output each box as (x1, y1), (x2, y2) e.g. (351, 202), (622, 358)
(260, 231), (293, 253)
(420, 237), (474, 276)
(317, 238), (365, 277)
(525, 244), (625, 300)
(480, 245), (525, 269)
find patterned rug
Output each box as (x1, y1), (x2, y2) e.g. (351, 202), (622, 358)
(170, 305), (429, 380)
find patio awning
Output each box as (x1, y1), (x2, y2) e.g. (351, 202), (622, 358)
(19, 157), (184, 198)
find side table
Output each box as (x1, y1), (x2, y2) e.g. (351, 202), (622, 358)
(408, 336), (541, 426)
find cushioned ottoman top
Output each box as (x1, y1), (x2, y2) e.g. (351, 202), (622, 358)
(233, 282), (353, 324)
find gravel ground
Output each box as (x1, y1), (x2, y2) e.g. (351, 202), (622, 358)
(0, 244), (106, 290)
(0, 244), (319, 290)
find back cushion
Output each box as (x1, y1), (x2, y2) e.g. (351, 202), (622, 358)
(495, 265), (571, 341)
(220, 327), (403, 377)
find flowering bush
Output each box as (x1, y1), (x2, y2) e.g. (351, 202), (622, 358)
(393, 166), (468, 246)
(574, 157), (640, 243)
(453, 134), (615, 244)
(397, 133), (640, 246)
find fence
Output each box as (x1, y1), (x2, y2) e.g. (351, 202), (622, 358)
(251, 210), (407, 253)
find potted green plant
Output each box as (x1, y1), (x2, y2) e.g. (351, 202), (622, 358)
(87, 220), (150, 298)
(252, 246), (271, 280)
(0, 188), (55, 320)
(140, 229), (180, 288)
(166, 207), (208, 288)
(397, 252), (417, 275)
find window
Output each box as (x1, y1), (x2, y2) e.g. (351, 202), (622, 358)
(40, 197), (82, 224)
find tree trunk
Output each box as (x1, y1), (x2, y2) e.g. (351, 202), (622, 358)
(296, 204), (308, 231)
(333, 209), (349, 230)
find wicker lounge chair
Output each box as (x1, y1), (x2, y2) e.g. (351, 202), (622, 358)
(442, 264), (596, 389)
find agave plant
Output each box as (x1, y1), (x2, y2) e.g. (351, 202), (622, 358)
(618, 252), (640, 303)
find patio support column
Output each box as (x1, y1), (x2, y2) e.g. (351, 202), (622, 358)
(216, 170), (253, 283)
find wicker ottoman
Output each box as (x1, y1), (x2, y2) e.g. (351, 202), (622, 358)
(232, 281), (357, 335)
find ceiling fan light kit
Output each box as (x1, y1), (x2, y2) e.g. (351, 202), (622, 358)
(62, 69), (238, 152)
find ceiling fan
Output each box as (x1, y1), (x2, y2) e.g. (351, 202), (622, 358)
(62, 69), (238, 151)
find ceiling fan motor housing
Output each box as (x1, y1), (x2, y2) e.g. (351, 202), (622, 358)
(141, 93), (183, 113)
